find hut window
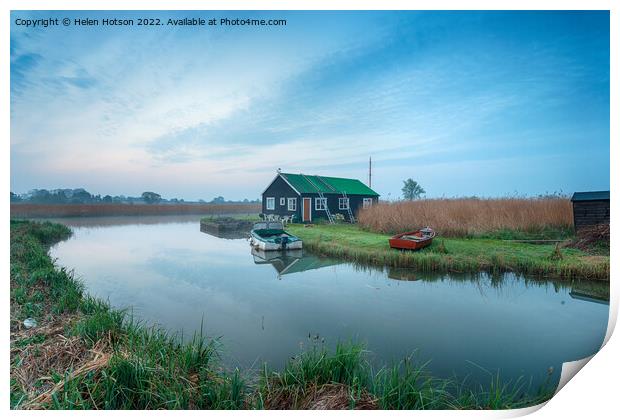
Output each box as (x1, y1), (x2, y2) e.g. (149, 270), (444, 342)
(266, 197), (275, 210)
(280, 197), (286, 206)
(315, 198), (327, 210)
(339, 197), (349, 210)
(287, 198), (297, 211)
(363, 198), (373, 209)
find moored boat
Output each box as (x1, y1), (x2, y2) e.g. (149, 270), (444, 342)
(249, 221), (303, 251)
(388, 227), (435, 250)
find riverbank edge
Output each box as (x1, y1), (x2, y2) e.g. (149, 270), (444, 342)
(10, 220), (555, 410)
(286, 224), (609, 282)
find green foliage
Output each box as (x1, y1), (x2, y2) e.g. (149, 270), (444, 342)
(401, 179), (426, 200)
(14, 333), (46, 348)
(10, 378), (27, 409)
(436, 240), (448, 254)
(141, 191), (162, 204)
(73, 307), (125, 345)
(549, 243), (564, 261)
(258, 343), (554, 410)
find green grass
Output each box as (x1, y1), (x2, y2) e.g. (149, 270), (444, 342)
(10, 220), (558, 410)
(200, 214), (259, 223)
(258, 343), (554, 409)
(286, 224), (609, 281)
(468, 226), (574, 240)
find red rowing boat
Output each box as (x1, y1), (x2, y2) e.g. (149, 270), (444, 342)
(388, 227), (436, 250)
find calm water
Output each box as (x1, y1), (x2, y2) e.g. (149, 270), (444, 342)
(49, 216), (609, 389)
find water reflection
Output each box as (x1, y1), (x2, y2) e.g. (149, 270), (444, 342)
(200, 224), (249, 240)
(32, 214), (204, 227)
(48, 217), (609, 391)
(251, 248), (340, 277)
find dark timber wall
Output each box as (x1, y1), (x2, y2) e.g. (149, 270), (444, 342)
(262, 176), (300, 220)
(261, 176), (379, 222)
(572, 200), (610, 230)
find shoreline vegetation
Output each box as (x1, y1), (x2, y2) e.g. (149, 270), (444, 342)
(286, 224), (609, 281)
(11, 220), (555, 410)
(10, 203), (261, 218)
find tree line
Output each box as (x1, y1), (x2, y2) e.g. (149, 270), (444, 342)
(10, 188), (260, 205)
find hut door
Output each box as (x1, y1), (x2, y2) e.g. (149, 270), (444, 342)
(303, 198), (311, 222)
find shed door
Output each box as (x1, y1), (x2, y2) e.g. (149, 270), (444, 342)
(303, 197), (311, 222)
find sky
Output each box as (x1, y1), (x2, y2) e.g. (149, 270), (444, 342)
(10, 11), (610, 201)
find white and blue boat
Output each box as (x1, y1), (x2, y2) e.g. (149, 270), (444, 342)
(249, 222), (303, 251)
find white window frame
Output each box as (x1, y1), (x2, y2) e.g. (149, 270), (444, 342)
(339, 197), (350, 210)
(287, 197), (297, 211)
(363, 198), (373, 209)
(280, 197), (286, 206)
(266, 197), (275, 210)
(315, 197), (327, 210)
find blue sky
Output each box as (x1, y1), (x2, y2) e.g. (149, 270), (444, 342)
(10, 11), (609, 200)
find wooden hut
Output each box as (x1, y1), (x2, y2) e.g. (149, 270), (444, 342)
(570, 191), (609, 230)
(261, 171), (379, 223)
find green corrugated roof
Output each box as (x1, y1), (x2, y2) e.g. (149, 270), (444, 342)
(280, 255), (340, 275)
(280, 173), (379, 196)
(571, 191), (609, 201)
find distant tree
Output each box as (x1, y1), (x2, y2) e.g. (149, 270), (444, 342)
(70, 189), (93, 203)
(401, 179), (425, 200)
(30, 189), (51, 203)
(102, 195), (113, 203)
(141, 191), (162, 204)
(10, 192), (21, 202)
(210, 196), (225, 204)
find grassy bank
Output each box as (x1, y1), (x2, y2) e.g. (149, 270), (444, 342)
(286, 224), (609, 281)
(10, 220), (555, 409)
(10, 220), (243, 409)
(11, 203), (260, 218)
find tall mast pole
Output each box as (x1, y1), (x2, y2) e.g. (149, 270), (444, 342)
(369, 156), (372, 188)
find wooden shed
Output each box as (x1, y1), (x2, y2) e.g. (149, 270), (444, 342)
(570, 191), (609, 230)
(261, 171), (379, 223)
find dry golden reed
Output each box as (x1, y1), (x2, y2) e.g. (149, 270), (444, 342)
(358, 198), (573, 236)
(10, 203), (260, 218)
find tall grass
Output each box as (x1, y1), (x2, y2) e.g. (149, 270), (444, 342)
(358, 198), (573, 237)
(258, 344), (554, 410)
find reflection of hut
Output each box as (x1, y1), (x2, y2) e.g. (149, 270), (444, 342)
(251, 249), (339, 276)
(571, 191), (610, 231)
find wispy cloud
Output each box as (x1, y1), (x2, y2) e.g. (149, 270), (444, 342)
(10, 11), (609, 199)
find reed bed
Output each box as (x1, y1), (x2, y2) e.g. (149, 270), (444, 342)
(10, 203), (260, 218)
(358, 198), (573, 237)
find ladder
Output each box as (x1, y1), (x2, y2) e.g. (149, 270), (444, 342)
(301, 174), (335, 224)
(342, 191), (356, 223)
